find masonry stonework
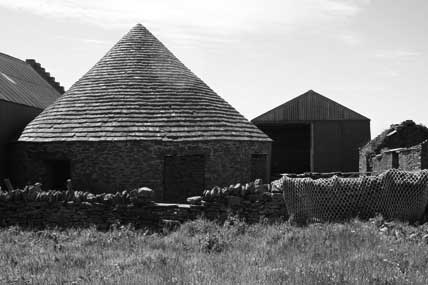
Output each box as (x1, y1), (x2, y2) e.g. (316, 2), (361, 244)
(9, 141), (271, 201)
(399, 146), (422, 171)
(0, 180), (286, 229)
(422, 142), (428, 169)
(372, 152), (393, 172)
(361, 141), (428, 173)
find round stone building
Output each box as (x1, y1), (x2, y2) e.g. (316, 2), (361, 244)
(12, 24), (271, 201)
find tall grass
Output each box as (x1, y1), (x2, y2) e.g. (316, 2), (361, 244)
(1, 217), (428, 284)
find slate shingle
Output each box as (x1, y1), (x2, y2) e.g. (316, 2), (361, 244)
(19, 24), (270, 142)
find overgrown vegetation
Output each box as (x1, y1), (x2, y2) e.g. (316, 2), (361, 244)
(2, 217), (428, 284)
(363, 120), (428, 156)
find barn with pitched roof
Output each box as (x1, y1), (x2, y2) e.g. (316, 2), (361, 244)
(252, 90), (370, 175)
(0, 52), (63, 186)
(11, 24), (271, 201)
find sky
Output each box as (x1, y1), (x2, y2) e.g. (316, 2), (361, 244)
(0, 0), (427, 137)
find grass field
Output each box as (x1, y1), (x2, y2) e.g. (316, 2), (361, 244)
(2, 217), (428, 284)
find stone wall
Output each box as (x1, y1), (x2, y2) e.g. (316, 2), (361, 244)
(421, 141), (428, 169)
(191, 179), (287, 223)
(0, 180), (287, 229)
(372, 152), (393, 172)
(8, 140), (271, 202)
(361, 140), (428, 173)
(359, 144), (372, 173)
(398, 146), (422, 171)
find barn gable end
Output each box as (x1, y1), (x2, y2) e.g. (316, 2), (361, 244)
(253, 90), (369, 124)
(253, 90), (370, 175)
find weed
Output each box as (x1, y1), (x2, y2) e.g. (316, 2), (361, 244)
(1, 219), (428, 284)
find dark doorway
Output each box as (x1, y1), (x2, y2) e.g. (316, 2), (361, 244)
(46, 160), (71, 190)
(163, 154), (205, 202)
(259, 124), (311, 175)
(251, 154), (268, 182)
(392, 152), (399, 169)
(366, 156), (373, 173)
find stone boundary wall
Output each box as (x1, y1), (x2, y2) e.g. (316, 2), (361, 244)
(0, 180), (287, 229)
(189, 179), (286, 223)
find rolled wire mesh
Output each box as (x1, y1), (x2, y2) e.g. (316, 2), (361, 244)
(277, 169), (428, 222)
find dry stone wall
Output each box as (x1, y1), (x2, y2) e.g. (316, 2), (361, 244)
(188, 179), (287, 223)
(0, 186), (167, 229)
(0, 179), (287, 229)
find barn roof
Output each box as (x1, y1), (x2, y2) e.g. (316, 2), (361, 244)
(19, 24), (270, 142)
(252, 90), (369, 124)
(0, 52), (62, 109)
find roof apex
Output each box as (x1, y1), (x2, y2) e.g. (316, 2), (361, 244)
(19, 24), (270, 142)
(131, 23), (147, 31)
(252, 89), (370, 123)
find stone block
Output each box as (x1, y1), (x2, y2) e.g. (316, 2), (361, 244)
(187, 196), (202, 205)
(137, 187), (154, 199)
(247, 193), (263, 202)
(255, 184), (268, 194)
(226, 195), (242, 207)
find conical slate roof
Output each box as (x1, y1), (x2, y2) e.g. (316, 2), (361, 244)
(19, 24), (270, 142)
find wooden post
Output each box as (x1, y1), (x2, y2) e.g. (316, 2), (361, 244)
(310, 122), (315, 172)
(66, 179), (72, 191)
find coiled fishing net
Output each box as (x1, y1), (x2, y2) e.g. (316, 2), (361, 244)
(273, 169), (428, 222)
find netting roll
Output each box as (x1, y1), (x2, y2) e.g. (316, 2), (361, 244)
(277, 169), (428, 222)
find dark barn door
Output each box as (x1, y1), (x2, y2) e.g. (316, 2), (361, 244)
(260, 124), (311, 175)
(46, 160), (71, 190)
(163, 155), (205, 202)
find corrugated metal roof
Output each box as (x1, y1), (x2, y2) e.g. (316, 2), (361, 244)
(19, 24), (270, 142)
(252, 90), (370, 123)
(0, 52), (62, 109)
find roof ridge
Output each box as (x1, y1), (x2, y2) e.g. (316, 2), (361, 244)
(252, 89), (369, 122)
(302, 90), (369, 120)
(0, 51), (26, 64)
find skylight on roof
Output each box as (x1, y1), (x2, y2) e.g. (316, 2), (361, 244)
(1, 72), (16, 84)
